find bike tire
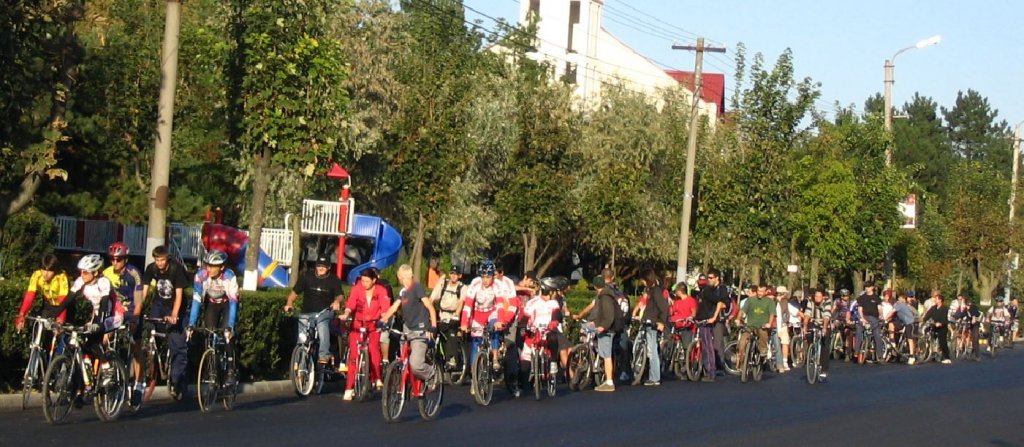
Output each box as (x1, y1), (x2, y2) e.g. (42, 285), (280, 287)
(471, 351), (493, 406)
(739, 341), (750, 384)
(197, 349), (218, 413)
(290, 345), (315, 396)
(355, 349), (371, 402)
(161, 346), (177, 401)
(222, 356), (238, 411)
(533, 351), (542, 401)
(685, 340), (702, 382)
(752, 352), (764, 382)
(805, 342), (820, 385)
(630, 337), (647, 386)
(790, 335), (806, 368)
(94, 358), (128, 422)
(22, 347), (43, 410)
(449, 341), (469, 386)
(722, 341), (740, 376)
(546, 352), (557, 398)
(42, 355), (75, 425)
(567, 345), (590, 391)
(417, 363), (443, 421)
(381, 361), (405, 423)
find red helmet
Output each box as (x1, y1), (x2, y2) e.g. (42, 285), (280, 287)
(108, 242), (130, 257)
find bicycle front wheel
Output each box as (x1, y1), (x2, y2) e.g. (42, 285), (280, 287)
(722, 341), (740, 376)
(197, 349), (218, 413)
(567, 345), (590, 391)
(42, 355), (75, 424)
(381, 361), (405, 423)
(472, 350), (494, 406)
(290, 344), (315, 396)
(22, 347), (44, 410)
(739, 341), (751, 384)
(685, 341), (703, 382)
(449, 341), (469, 386)
(417, 363), (443, 421)
(532, 350), (542, 401)
(94, 358), (128, 421)
(355, 349), (371, 402)
(805, 342), (820, 385)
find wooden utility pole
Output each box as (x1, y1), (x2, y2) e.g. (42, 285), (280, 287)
(672, 38), (726, 283)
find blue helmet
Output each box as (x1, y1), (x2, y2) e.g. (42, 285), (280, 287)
(478, 260), (496, 277)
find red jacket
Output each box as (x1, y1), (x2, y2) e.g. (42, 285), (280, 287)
(670, 296), (698, 328)
(345, 283), (391, 323)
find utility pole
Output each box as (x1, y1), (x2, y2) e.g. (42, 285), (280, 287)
(146, 0), (183, 266)
(1007, 122), (1023, 300)
(672, 38), (726, 283)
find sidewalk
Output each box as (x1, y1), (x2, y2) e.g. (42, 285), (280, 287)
(3, 379), (294, 411)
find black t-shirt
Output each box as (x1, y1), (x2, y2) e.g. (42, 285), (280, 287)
(292, 271), (344, 313)
(399, 282), (431, 330)
(142, 261), (190, 313)
(857, 293), (882, 318)
(696, 286), (720, 320)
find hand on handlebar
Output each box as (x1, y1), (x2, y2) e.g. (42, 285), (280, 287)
(283, 304), (293, 314)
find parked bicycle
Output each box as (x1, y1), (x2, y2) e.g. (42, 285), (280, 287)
(41, 323), (128, 424)
(684, 321), (712, 381)
(380, 333), (443, 423)
(566, 323), (605, 391)
(289, 308), (345, 396)
(195, 327), (238, 412)
(133, 316), (174, 410)
(21, 316), (62, 410)
(629, 319), (655, 385)
(524, 328), (557, 400)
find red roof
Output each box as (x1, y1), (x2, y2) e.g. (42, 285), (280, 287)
(664, 70), (726, 115)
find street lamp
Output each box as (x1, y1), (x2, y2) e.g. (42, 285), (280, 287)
(883, 34), (942, 167)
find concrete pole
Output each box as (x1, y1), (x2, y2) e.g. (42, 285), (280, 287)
(145, 0), (182, 266)
(1007, 123), (1023, 300)
(672, 38), (726, 283)
(883, 59), (894, 167)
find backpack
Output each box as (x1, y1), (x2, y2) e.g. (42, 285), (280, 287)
(609, 288), (627, 333)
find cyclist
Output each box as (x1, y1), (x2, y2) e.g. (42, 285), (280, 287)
(283, 256), (344, 365)
(1008, 297), (1020, 340)
(800, 289), (832, 381)
(338, 268), (390, 401)
(590, 275), (622, 392)
(893, 292), (918, 364)
(774, 286), (797, 372)
(986, 297), (1012, 345)
(431, 265), (466, 372)
(187, 249), (240, 383)
(856, 284), (884, 364)
(16, 254), (70, 332)
(461, 260), (513, 372)
(637, 270), (668, 386)
(922, 293), (952, 364)
(738, 282), (776, 379)
(669, 283), (698, 348)
(59, 255), (125, 375)
(380, 264), (437, 384)
(572, 268), (618, 320)
(102, 242), (145, 402)
(136, 245), (190, 398)
(518, 277), (569, 393)
(953, 297), (981, 360)
(695, 271), (727, 382)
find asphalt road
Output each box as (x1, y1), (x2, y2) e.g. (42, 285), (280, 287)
(3, 347), (1024, 447)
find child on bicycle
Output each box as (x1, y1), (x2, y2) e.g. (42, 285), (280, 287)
(16, 254), (70, 332)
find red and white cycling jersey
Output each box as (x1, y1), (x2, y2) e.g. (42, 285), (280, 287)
(461, 278), (518, 335)
(70, 276), (125, 332)
(522, 296), (561, 330)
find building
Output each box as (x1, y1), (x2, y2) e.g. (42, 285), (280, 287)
(519, 0), (723, 120)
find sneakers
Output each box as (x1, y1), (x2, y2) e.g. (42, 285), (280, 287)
(342, 389), (354, 400)
(492, 360), (501, 371)
(130, 383), (145, 407)
(595, 382), (615, 392)
(701, 375), (715, 383)
(643, 380), (660, 387)
(907, 357), (916, 365)
(941, 359), (952, 364)
(818, 373), (828, 383)
(374, 379), (384, 389)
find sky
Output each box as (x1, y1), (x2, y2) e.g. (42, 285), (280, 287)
(463, 0), (1024, 128)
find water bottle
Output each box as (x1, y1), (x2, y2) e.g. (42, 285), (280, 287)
(82, 355), (93, 389)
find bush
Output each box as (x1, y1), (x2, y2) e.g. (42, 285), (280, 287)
(0, 208), (56, 278)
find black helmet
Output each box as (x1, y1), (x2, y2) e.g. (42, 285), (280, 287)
(552, 276), (570, 291)
(315, 256), (331, 266)
(540, 277), (560, 293)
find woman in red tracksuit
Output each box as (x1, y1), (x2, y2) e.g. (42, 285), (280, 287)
(338, 268), (391, 401)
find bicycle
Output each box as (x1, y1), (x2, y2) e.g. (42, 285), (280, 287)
(434, 327), (469, 386)
(953, 319), (977, 360)
(195, 327), (238, 412)
(21, 316), (62, 410)
(470, 324), (508, 406)
(345, 319), (383, 402)
(524, 328), (557, 400)
(737, 326), (768, 383)
(41, 323), (128, 424)
(629, 319), (655, 385)
(566, 323), (605, 392)
(915, 325), (942, 363)
(987, 321), (1010, 358)
(789, 325), (806, 368)
(289, 308), (344, 396)
(804, 323), (824, 384)
(380, 333), (443, 423)
(684, 321), (712, 382)
(132, 316), (174, 411)
(663, 320), (694, 379)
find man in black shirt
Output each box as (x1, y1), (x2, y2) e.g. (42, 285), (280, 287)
(135, 245), (191, 399)
(284, 256), (345, 363)
(922, 294), (952, 363)
(857, 284), (884, 363)
(696, 269), (727, 382)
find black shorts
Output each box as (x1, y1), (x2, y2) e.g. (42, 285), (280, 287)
(203, 302), (229, 329)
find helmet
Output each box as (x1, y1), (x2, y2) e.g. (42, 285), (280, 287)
(478, 260), (496, 276)
(995, 296), (1005, 303)
(552, 276), (569, 291)
(107, 242), (130, 258)
(315, 256), (331, 267)
(539, 277), (560, 293)
(203, 249), (228, 266)
(840, 288), (850, 297)
(77, 254), (104, 273)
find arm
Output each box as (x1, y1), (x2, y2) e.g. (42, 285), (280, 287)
(226, 272), (240, 329)
(16, 273), (39, 330)
(136, 284), (150, 317)
(709, 302), (726, 323)
(422, 297), (437, 336)
(380, 299), (402, 322)
(576, 300), (595, 319)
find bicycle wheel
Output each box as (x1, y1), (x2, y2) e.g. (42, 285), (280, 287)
(417, 363), (443, 421)
(532, 350), (542, 401)
(355, 349), (371, 402)
(290, 345), (314, 396)
(790, 334), (806, 368)
(546, 353), (557, 398)
(94, 358), (128, 421)
(567, 345), (590, 391)
(805, 342), (820, 385)
(449, 340), (469, 386)
(381, 361), (405, 423)
(222, 358), (238, 411)
(42, 355), (75, 424)
(671, 342), (686, 380)
(197, 349), (218, 413)
(630, 337), (647, 386)
(161, 346), (177, 401)
(752, 352), (764, 382)
(722, 341), (740, 376)
(471, 350), (493, 406)
(739, 340), (750, 384)
(685, 341), (703, 382)
(22, 347), (44, 410)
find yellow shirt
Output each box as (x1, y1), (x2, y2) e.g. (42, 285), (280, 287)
(26, 270), (70, 306)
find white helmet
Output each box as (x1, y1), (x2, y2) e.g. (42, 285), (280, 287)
(203, 249), (228, 266)
(77, 254), (104, 273)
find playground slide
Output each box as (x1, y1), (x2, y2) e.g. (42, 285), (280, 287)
(345, 214), (404, 285)
(201, 223), (290, 288)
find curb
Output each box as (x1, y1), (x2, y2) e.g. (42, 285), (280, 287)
(2, 379), (294, 412)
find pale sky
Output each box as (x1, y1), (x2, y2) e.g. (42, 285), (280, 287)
(464, 0), (1024, 129)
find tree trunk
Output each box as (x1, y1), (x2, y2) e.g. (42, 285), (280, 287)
(535, 243), (567, 278)
(244, 146), (272, 291)
(288, 212), (301, 288)
(751, 258), (762, 286)
(852, 270), (865, 296)
(810, 255), (820, 289)
(702, 241), (711, 271)
(411, 213), (426, 279)
(522, 228), (537, 274)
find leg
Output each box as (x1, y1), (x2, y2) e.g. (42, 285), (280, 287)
(819, 333), (831, 373)
(344, 328), (361, 390)
(700, 326), (716, 377)
(167, 326), (188, 388)
(870, 317), (885, 360)
(937, 327), (950, 360)
(645, 328), (660, 383)
(712, 322), (726, 373)
(315, 312), (333, 361)
(368, 330), (383, 382)
(409, 335), (432, 381)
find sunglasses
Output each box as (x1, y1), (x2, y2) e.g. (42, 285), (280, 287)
(111, 257), (127, 262)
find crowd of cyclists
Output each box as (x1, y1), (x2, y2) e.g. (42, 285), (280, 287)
(14, 245), (1021, 423)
